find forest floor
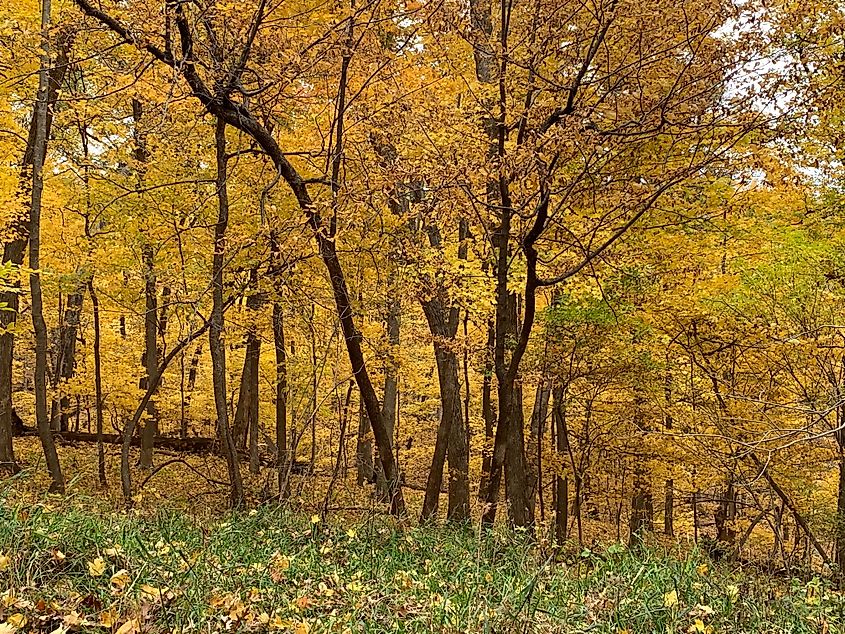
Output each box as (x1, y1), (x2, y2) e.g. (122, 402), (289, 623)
(0, 441), (843, 633)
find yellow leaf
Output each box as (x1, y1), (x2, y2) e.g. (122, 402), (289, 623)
(99, 610), (118, 628)
(664, 589), (678, 607)
(115, 618), (139, 634)
(139, 584), (164, 601)
(294, 622), (310, 634)
(110, 569), (131, 589)
(5, 615), (24, 630)
(0, 553), (10, 571)
(87, 557), (106, 577)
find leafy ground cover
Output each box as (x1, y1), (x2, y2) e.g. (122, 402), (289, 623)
(0, 493), (842, 633)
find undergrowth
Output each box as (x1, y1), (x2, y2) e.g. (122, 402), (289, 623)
(0, 495), (842, 633)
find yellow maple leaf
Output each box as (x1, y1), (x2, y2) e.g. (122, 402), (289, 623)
(87, 557), (106, 577)
(0, 553), (10, 571)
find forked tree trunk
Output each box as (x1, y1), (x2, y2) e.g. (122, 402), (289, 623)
(29, 0), (65, 493)
(419, 329), (464, 522)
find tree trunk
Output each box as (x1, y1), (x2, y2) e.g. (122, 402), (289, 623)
(52, 287), (84, 431)
(270, 231), (289, 497)
(527, 380), (550, 520)
(29, 0), (65, 493)
(379, 268), (400, 500)
(132, 99), (159, 470)
(233, 268), (262, 467)
(478, 319), (495, 500)
(0, 30), (69, 475)
(629, 462), (652, 547)
(838, 444), (845, 576)
(552, 385), (569, 544)
(419, 328), (465, 522)
(139, 243), (159, 469)
(664, 479), (674, 537)
(88, 279), (107, 487)
(356, 393), (374, 486)
(210, 118), (243, 508)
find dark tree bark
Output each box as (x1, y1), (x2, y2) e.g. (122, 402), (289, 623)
(417, 226), (469, 523)
(233, 268), (262, 471)
(0, 30), (70, 475)
(478, 319), (496, 501)
(88, 279), (107, 487)
(131, 99), (160, 469)
(527, 380), (550, 520)
(837, 402), (845, 574)
(664, 364), (674, 536)
(629, 462), (653, 547)
(552, 385), (569, 543)
(210, 118), (243, 508)
(51, 286), (84, 431)
(419, 310), (465, 522)
(270, 230), (289, 496)
(378, 267), (400, 500)
(29, 0), (65, 493)
(356, 393), (374, 486)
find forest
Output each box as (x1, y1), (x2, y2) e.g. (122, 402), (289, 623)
(2, 0), (845, 631)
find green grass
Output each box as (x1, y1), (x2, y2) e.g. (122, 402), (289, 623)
(0, 497), (842, 633)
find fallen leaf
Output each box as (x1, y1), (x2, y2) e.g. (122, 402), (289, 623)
(87, 557), (106, 577)
(110, 569), (131, 589)
(99, 610), (118, 628)
(115, 618), (140, 634)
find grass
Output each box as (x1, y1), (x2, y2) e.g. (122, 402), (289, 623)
(0, 494), (842, 633)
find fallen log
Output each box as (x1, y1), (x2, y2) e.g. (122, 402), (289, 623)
(13, 425), (310, 474)
(15, 427), (220, 453)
